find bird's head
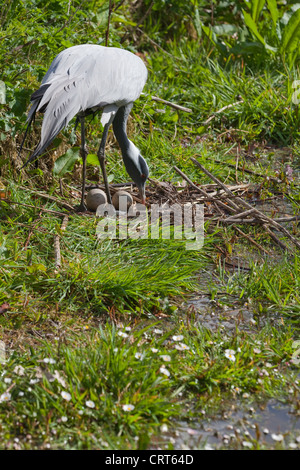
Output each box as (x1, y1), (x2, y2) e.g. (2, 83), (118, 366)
(123, 144), (149, 204)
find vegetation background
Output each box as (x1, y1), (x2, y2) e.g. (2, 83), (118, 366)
(0, 0), (299, 450)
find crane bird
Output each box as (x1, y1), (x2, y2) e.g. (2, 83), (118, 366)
(20, 44), (149, 211)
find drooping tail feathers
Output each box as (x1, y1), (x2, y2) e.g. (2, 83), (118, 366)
(20, 84), (51, 168)
(21, 79), (82, 168)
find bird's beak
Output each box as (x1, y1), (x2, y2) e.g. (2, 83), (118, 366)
(139, 186), (146, 205)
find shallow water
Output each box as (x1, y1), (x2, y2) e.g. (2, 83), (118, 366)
(169, 398), (300, 449)
(171, 262), (299, 450)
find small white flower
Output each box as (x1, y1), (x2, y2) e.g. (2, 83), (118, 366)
(172, 335), (184, 342)
(0, 391), (11, 402)
(225, 349), (236, 362)
(4, 378), (12, 384)
(86, 400), (95, 409)
(161, 355), (171, 362)
(151, 348), (158, 353)
(153, 329), (163, 335)
(242, 441), (253, 448)
(61, 416), (68, 422)
(253, 348), (261, 354)
(160, 424), (168, 433)
(242, 393), (250, 398)
(13, 365), (25, 376)
(125, 326), (131, 331)
(271, 433), (284, 442)
(160, 366), (170, 377)
(135, 352), (144, 360)
(118, 331), (128, 338)
(53, 370), (67, 388)
(263, 428), (269, 434)
(175, 343), (189, 351)
(43, 358), (55, 364)
(61, 391), (72, 401)
(187, 428), (197, 436)
(29, 378), (39, 384)
(18, 391), (24, 397)
(122, 404), (135, 412)
(289, 443), (298, 449)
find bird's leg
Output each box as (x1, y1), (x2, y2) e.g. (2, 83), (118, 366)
(97, 123), (112, 205)
(77, 116), (88, 212)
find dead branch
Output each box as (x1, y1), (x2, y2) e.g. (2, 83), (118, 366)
(54, 215), (69, 271)
(152, 96), (192, 113)
(203, 99), (244, 125)
(190, 157), (300, 252)
(233, 225), (270, 255)
(19, 186), (74, 211)
(1, 199), (68, 217)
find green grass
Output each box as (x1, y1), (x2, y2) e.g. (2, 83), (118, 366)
(0, 319), (298, 450)
(0, 181), (214, 319)
(1, 0), (300, 451)
(213, 255), (300, 323)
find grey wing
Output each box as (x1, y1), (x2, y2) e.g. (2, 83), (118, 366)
(23, 60), (94, 163)
(23, 45), (148, 165)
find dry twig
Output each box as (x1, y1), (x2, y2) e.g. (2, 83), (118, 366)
(190, 157), (300, 252)
(54, 215), (69, 271)
(19, 186), (74, 211)
(152, 96), (192, 113)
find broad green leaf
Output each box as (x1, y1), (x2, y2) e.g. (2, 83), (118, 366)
(230, 41), (265, 55)
(281, 7), (300, 54)
(266, 0), (279, 27)
(251, 0), (266, 23)
(86, 153), (100, 166)
(53, 147), (80, 176)
(200, 23), (215, 43)
(193, 8), (202, 39)
(213, 24), (239, 35)
(242, 10), (266, 45)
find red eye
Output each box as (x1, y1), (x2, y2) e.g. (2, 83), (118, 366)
(141, 173), (146, 178)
